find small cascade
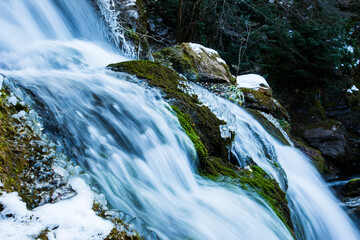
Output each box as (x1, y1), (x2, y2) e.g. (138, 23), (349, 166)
(188, 82), (360, 240)
(94, 0), (137, 58)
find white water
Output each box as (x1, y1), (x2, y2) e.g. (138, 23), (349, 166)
(0, 1), (358, 239)
(0, 1), (292, 239)
(189, 83), (360, 240)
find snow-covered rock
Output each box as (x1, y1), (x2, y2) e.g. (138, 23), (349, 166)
(236, 74), (272, 96)
(0, 177), (113, 240)
(233, 74), (289, 120)
(236, 74), (270, 89)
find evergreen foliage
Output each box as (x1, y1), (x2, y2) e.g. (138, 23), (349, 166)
(144, 0), (360, 92)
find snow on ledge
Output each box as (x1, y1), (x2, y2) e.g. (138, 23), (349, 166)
(0, 176), (113, 240)
(236, 74), (270, 90)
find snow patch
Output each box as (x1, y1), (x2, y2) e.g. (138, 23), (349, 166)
(236, 74), (270, 90)
(216, 57), (226, 65)
(0, 177), (113, 240)
(347, 85), (359, 94)
(189, 43), (218, 56)
(346, 45), (354, 53)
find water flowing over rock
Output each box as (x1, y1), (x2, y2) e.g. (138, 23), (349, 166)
(0, 0), (359, 239)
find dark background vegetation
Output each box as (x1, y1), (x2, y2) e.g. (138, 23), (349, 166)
(144, 0), (360, 101)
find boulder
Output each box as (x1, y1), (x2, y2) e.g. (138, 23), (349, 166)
(236, 74), (272, 97)
(302, 119), (347, 159)
(342, 178), (360, 198)
(240, 88), (289, 121)
(294, 140), (333, 176)
(153, 42), (234, 83)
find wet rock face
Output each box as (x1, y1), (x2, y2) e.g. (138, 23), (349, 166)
(153, 42), (234, 83)
(98, 0), (150, 57)
(342, 178), (360, 198)
(327, 98), (360, 171)
(339, 178), (360, 220)
(302, 120), (347, 160)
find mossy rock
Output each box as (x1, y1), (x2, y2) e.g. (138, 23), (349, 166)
(34, 229), (50, 240)
(202, 162), (294, 234)
(153, 43), (234, 83)
(240, 88), (289, 121)
(342, 178), (360, 197)
(301, 119), (347, 161)
(0, 87), (74, 209)
(108, 60), (293, 233)
(171, 105), (207, 164)
(92, 202), (142, 240)
(153, 45), (199, 81)
(0, 88), (32, 192)
(246, 109), (290, 145)
(105, 228), (141, 240)
(294, 140), (331, 175)
(237, 166), (293, 234)
(108, 60), (229, 168)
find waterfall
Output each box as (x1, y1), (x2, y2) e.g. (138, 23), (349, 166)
(0, 0), (358, 239)
(188, 83), (360, 240)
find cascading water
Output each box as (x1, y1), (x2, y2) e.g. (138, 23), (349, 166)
(188, 83), (360, 240)
(0, 0), (358, 239)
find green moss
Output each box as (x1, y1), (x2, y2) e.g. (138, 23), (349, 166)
(246, 109), (290, 145)
(34, 229), (49, 240)
(171, 105), (207, 164)
(0, 88), (30, 193)
(105, 228), (141, 240)
(237, 166), (293, 234)
(108, 60), (293, 233)
(240, 88), (289, 121)
(200, 156), (238, 180)
(153, 45), (199, 81)
(93, 202), (142, 240)
(342, 178), (360, 197)
(108, 60), (229, 168)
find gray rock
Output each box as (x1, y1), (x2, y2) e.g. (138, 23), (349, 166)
(303, 120), (347, 159)
(153, 42), (234, 83)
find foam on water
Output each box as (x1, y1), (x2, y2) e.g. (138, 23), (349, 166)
(188, 82), (360, 240)
(0, 0), (359, 239)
